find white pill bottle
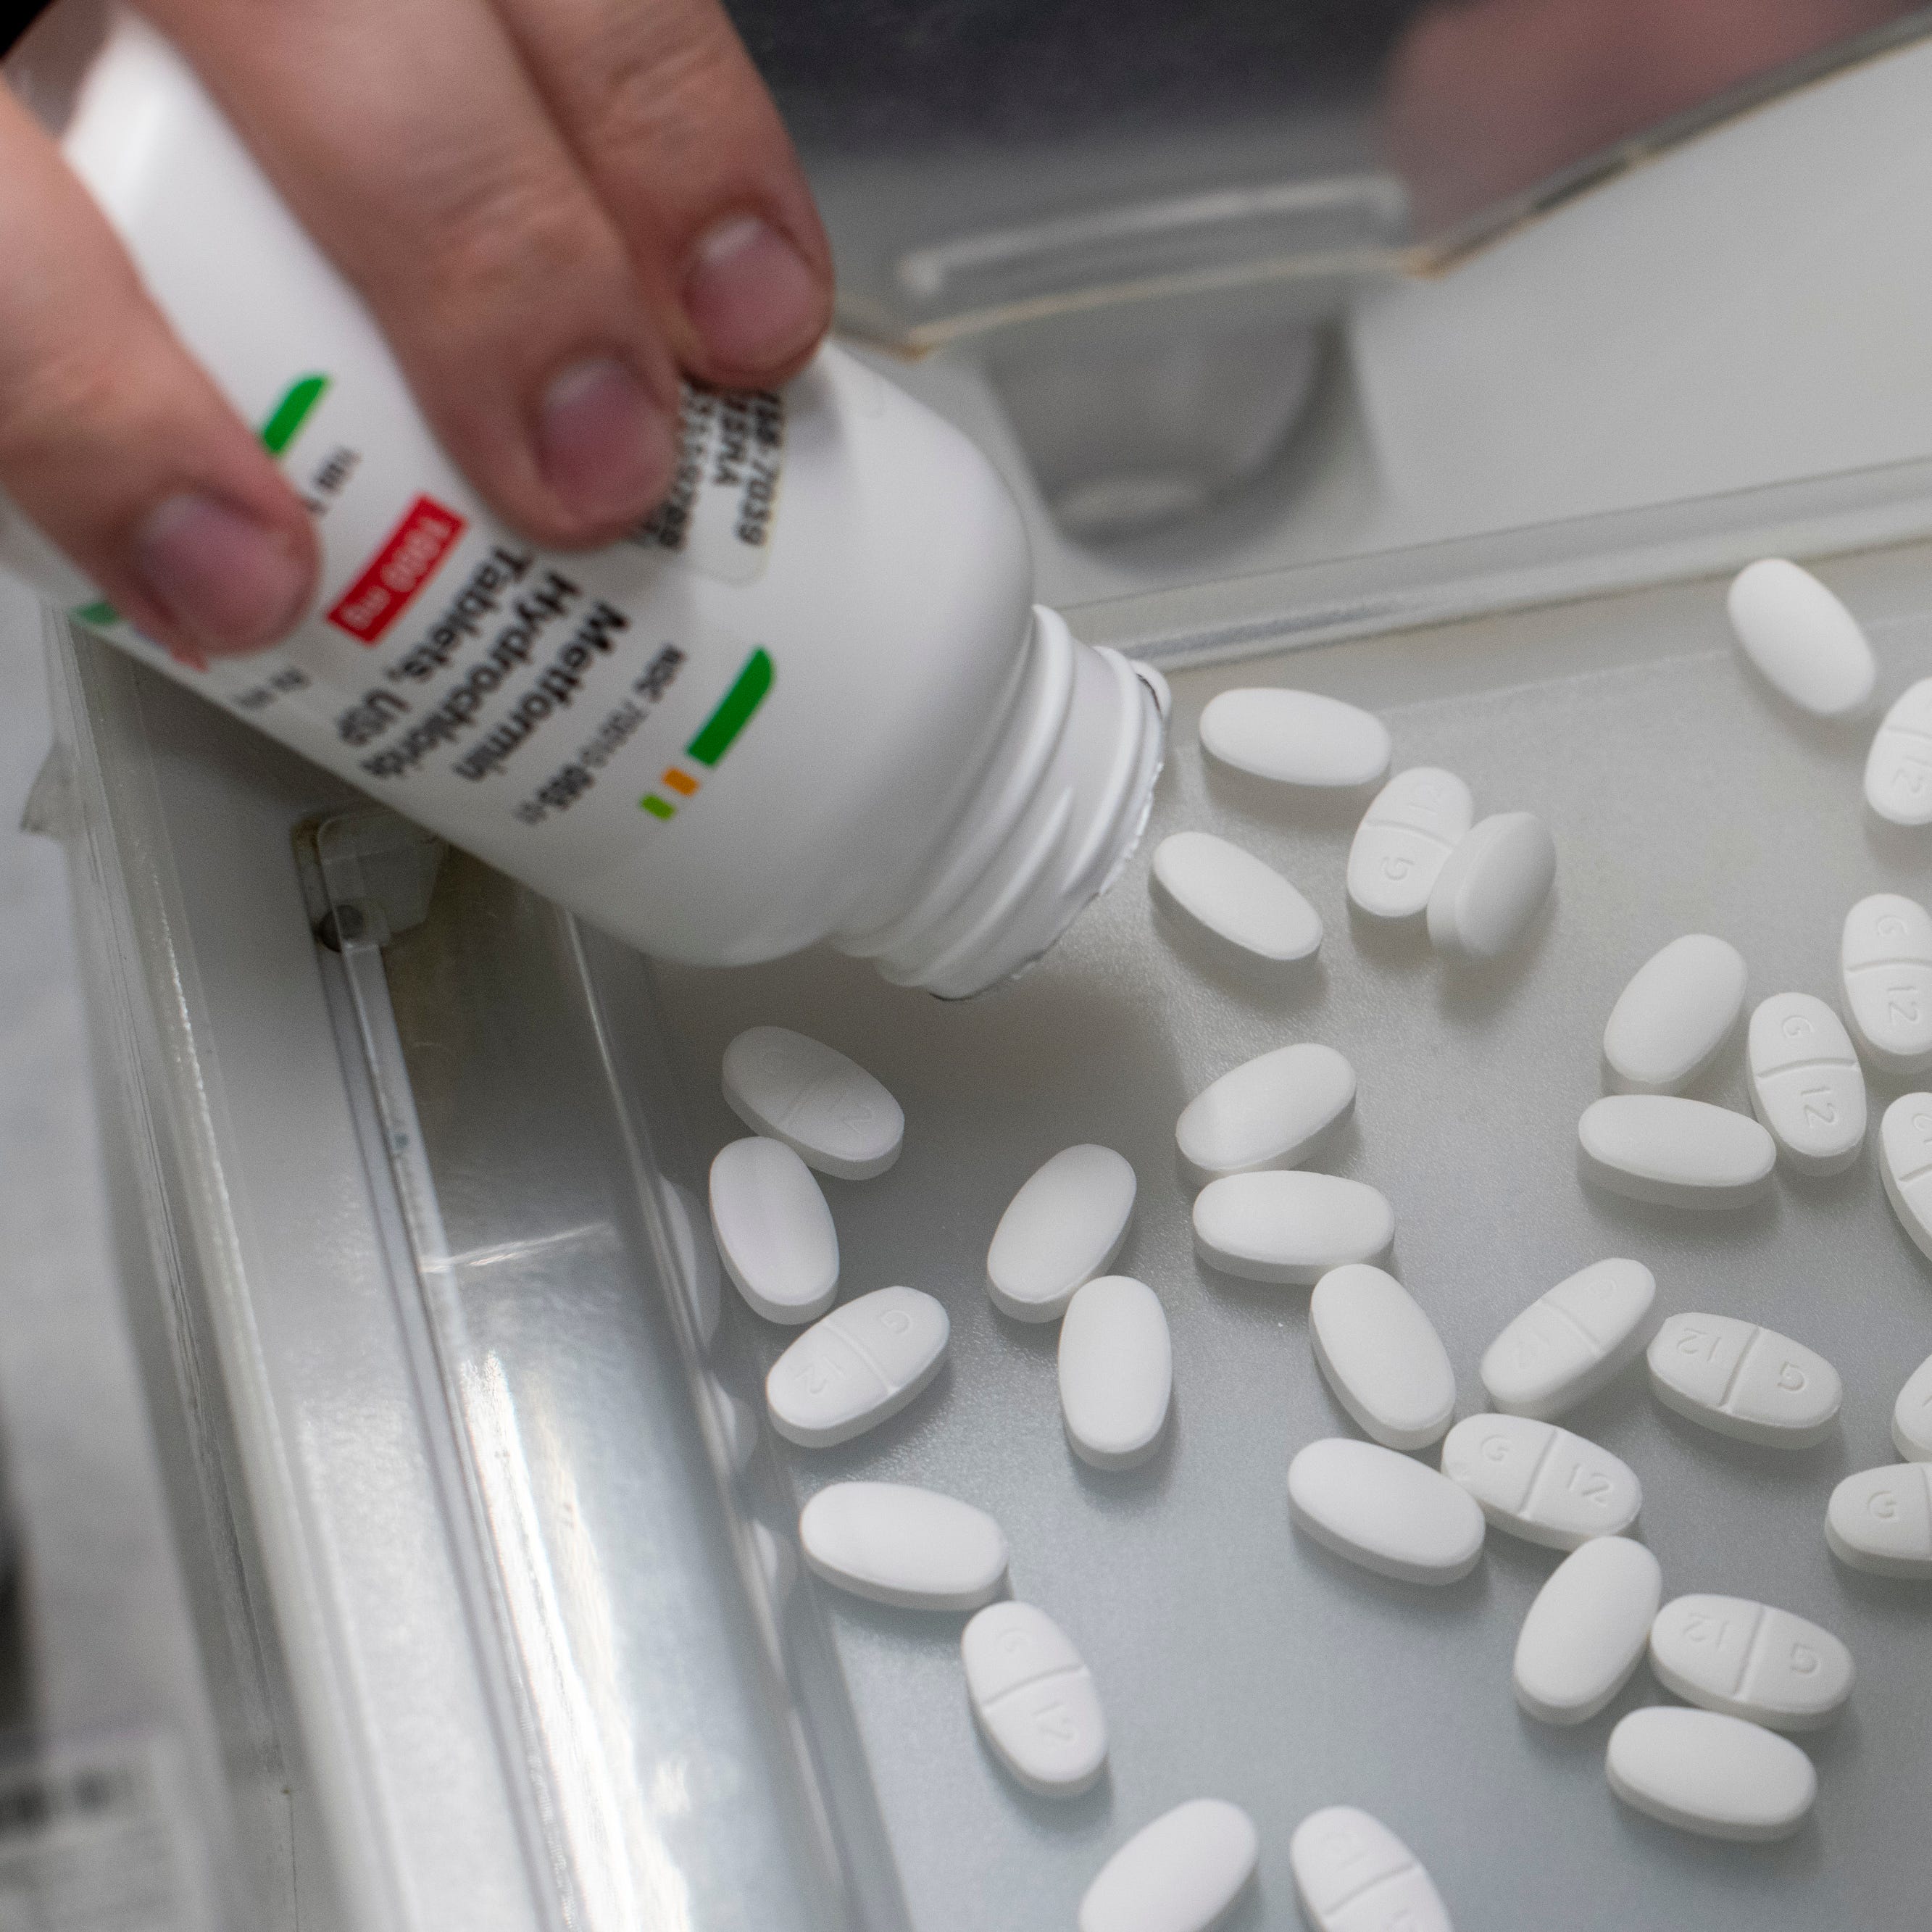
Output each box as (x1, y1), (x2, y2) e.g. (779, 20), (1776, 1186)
(0, 8), (1165, 996)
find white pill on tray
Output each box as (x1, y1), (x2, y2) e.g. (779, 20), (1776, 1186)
(1192, 1171), (1394, 1285)
(1346, 766), (1475, 921)
(1601, 933), (1746, 1094)
(1865, 676), (1932, 824)
(1289, 1806), (1454, 1932)
(799, 1481), (1008, 1610)
(1880, 1092), (1932, 1262)
(1606, 1705), (1817, 1841)
(1199, 687), (1391, 788)
(1309, 1264), (1457, 1452)
(1175, 1043), (1355, 1182)
(1746, 992), (1866, 1174)
(986, 1144), (1136, 1322)
(1512, 1536), (1661, 1725)
(709, 1136), (840, 1323)
(1058, 1277), (1172, 1470)
(723, 1025), (904, 1178)
(1441, 1412), (1641, 1549)
(1841, 893), (1932, 1073)
(1479, 1258), (1656, 1420)
(1825, 1462), (1932, 1577)
(1646, 1312), (1840, 1447)
(1286, 1437), (1486, 1585)
(1893, 1352), (1932, 1460)
(1152, 832), (1323, 963)
(765, 1286), (949, 1448)
(1725, 556), (1876, 718)
(1425, 811), (1556, 961)
(961, 1601), (1107, 1796)
(1576, 1094), (1775, 1209)
(1078, 1799), (1259, 1932)
(1649, 1595), (1853, 1731)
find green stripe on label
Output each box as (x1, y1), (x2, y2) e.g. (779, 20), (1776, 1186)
(686, 648), (773, 767)
(72, 599), (119, 628)
(641, 794), (676, 820)
(260, 375), (330, 456)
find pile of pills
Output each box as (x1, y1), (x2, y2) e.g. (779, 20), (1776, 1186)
(699, 555), (1932, 1931)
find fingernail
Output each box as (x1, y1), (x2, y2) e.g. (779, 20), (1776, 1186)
(135, 493), (312, 657)
(537, 357), (674, 530)
(684, 215), (824, 374)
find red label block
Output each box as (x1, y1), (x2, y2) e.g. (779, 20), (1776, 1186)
(327, 495), (467, 644)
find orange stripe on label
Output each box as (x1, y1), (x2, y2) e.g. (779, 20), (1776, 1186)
(662, 768), (699, 796)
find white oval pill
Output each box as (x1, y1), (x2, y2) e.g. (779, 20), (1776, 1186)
(708, 1137), (839, 1324)
(1649, 1595), (1853, 1731)
(765, 1286), (949, 1448)
(1309, 1265), (1457, 1452)
(799, 1482), (1007, 1610)
(1646, 1313), (1840, 1447)
(1079, 1799), (1259, 1932)
(986, 1145), (1136, 1322)
(1441, 1413), (1640, 1549)
(1286, 1437), (1486, 1584)
(1892, 1352), (1932, 1460)
(722, 1025), (904, 1180)
(962, 1601), (1107, 1796)
(1425, 812), (1555, 961)
(1192, 1172), (1394, 1286)
(1513, 1536), (1662, 1725)
(1059, 1276), (1172, 1470)
(1726, 557), (1876, 718)
(1346, 767), (1476, 921)
(1607, 1706), (1817, 1841)
(1881, 1091), (1932, 1262)
(1480, 1258), (1657, 1420)
(1175, 1044), (1355, 1182)
(1825, 1462), (1932, 1576)
(1602, 934), (1746, 1094)
(1289, 1807), (1452, 1932)
(1577, 1095), (1775, 1209)
(1152, 833), (1323, 963)
(1841, 893), (1932, 1073)
(1199, 687), (1391, 788)
(1865, 677), (1932, 824)
(1746, 993), (1866, 1175)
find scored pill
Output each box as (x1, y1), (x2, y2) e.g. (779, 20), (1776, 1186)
(1646, 1313), (1840, 1447)
(1512, 1536), (1662, 1725)
(708, 1136), (840, 1324)
(765, 1286), (949, 1448)
(1880, 1092), (1932, 1262)
(1425, 811), (1556, 961)
(1576, 1095), (1775, 1209)
(1841, 893), (1932, 1074)
(1601, 934), (1746, 1095)
(1649, 1595), (1853, 1731)
(1440, 1412), (1640, 1549)
(1606, 1707), (1817, 1842)
(799, 1481), (1008, 1610)
(1346, 766), (1475, 921)
(1078, 1799), (1259, 1932)
(1288, 1806), (1454, 1932)
(1309, 1264), (1457, 1452)
(962, 1601), (1108, 1796)
(1479, 1257), (1657, 1420)
(1865, 677), (1932, 825)
(1058, 1277), (1172, 1470)
(1725, 557), (1876, 718)
(1893, 1351), (1932, 1460)
(1192, 1171), (1394, 1285)
(1746, 992), (1866, 1175)
(986, 1144), (1136, 1321)
(1286, 1436), (1486, 1584)
(1825, 1462), (1932, 1577)
(1152, 832), (1323, 963)
(1175, 1043), (1355, 1182)
(1198, 687), (1391, 788)
(722, 1025), (904, 1179)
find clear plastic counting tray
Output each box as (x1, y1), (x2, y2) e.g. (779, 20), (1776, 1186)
(301, 537), (1932, 1932)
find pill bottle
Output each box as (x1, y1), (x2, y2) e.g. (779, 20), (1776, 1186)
(0, 8), (1165, 997)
